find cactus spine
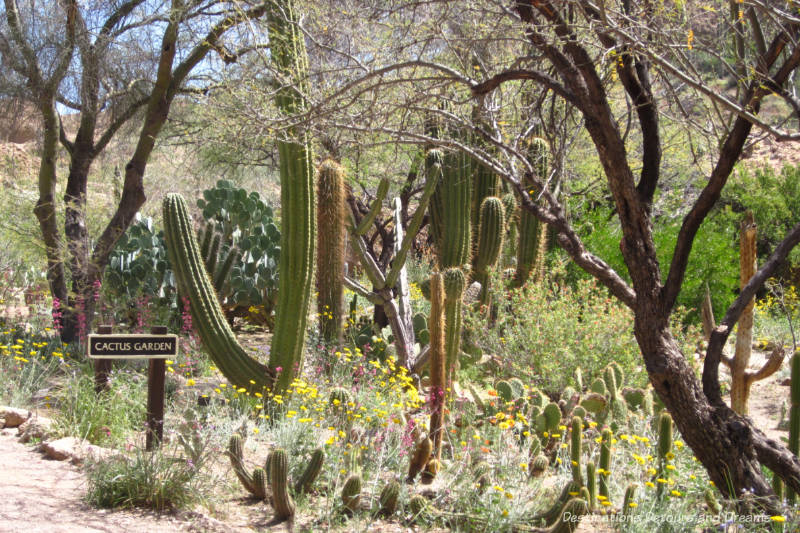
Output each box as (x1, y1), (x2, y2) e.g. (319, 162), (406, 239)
(514, 137), (549, 288)
(269, 448), (295, 520)
(316, 159), (346, 344)
(429, 149), (472, 269)
(378, 479), (401, 516)
(266, 0), (315, 392)
(164, 194), (272, 392)
(226, 434), (267, 499)
(428, 272), (446, 464)
(471, 197), (505, 306)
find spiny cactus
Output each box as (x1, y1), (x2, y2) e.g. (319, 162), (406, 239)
(704, 487), (721, 514)
(543, 402), (562, 434)
(164, 194), (273, 392)
(266, 0), (316, 392)
(428, 272), (446, 464)
(269, 448), (295, 520)
(599, 428), (612, 499)
(421, 458), (441, 485)
(471, 196), (505, 306)
(316, 159), (347, 344)
(656, 412), (673, 499)
(226, 434), (268, 499)
(429, 150), (472, 269)
(580, 393), (607, 414)
(513, 136), (549, 288)
(530, 454), (549, 477)
(570, 416), (583, 486)
(408, 436), (433, 482)
(495, 380), (514, 402)
(585, 461), (597, 511)
(341, 474), (362, 513)
(443, 267), (466, 385)
(622, 484), (637, 516)
(378, 479), (401, 516)
(294, 447), (325, 494)
(328, 387), (351, 412)
(531, 481), (580, 524)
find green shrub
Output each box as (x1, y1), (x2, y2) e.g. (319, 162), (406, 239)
(0, 324), (66, 406)
(465, 266), (646, 394)
(568, 206), (738, 324)
(85, 442), (209, 511)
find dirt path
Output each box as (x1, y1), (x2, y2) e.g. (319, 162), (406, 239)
(0, 431), (234, 533)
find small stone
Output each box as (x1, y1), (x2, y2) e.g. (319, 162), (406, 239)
(39, 437), (82, 461)
(18, 415), (53, 443)
(0, 406), (30, 428)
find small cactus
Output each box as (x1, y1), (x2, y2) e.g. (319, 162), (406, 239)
(408, 436), (433, 482)
(269, 448), (295, 520)
(421, 458), (441, 484)
(495, 380), (514, 402)
(586, 461), (597, 511)
(378, 479), (401, 516)
(226, 434), (265, 499)
(580, 393), (607, 414)
(543, 402), (561, 433)
(251, 467), (268, 500)
(704, 487), (721, 514)
(622, 484), (637, 516)
(294, 447), (325, 494)
(530, 454), (549, 477)
(341, 474), (362, 514)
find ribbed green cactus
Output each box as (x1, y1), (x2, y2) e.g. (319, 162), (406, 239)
(428, 272), (446, 463)
(656, 412), (673, 499)
(443, 267), (466, 385)
(421, 458), (441, 484)
(341, 474), (362, 513)
(704, 487), (721, 514)
(788, 351), (800, 503)
(163, 194), (272, 392)
(429, 150), (472, 269)
(530, 454), (549, 477)
(252, 467), (268, 500)
(532, 481), (580, 524)
(408, 436), (432, 482)
(501, 193), (518, 268)
(622, 484), (637, 516)
(294, 447), (325, 494)
(266, 0), (315, 392)
(226, 434), (268, 500)
(514, 137), (549, 288)
(599, 428), (612, 499)
(353, 178), (388, 235)
(378, 479), (401, 516)
(586, 461), (597, 511)
(316, 159), (346, 344)
(471, 196), (505, 306)
(495, 380), (514, 402)
(570, 416), (583, 486)
(471, 161), (499, 245)
(269, 448), (295, 520)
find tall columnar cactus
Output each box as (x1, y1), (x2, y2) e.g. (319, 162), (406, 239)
(443, 267), (466, 385)
(226, 434), (268, 500)
(787, 352), (800, 503)
(429, 149), (473, 269)
(471, 160), (499, 253)
(294, 447), (325, 495)
(471, 196), (505, 306)
(570, 416), (583, 486)
(514, 137), (549, 288)
(269, 448), (295, 520)
(266, 0), (316, 392)
(726, 212), (785, 414)
(316, 159), (346, 344)
(599, 428), (612, 499)
(163, 194), (272, 392)
(428, 272), (446, 463)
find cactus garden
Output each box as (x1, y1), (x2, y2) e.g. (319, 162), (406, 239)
(2, 1), (800, 532)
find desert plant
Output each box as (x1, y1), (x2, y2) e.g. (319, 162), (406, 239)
(471, 196), (505, 306)
(316, 159), (347, 344)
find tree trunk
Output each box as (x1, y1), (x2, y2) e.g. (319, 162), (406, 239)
(636, 316), (776, 511)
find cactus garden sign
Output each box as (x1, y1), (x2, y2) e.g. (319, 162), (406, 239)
(88, 325), (175, 450)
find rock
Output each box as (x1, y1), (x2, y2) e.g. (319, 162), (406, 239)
(0, 406), (30, 428)
(39, 437), (83, 461)
(18, 415), (53, 443)
(38, 437), (116, 464)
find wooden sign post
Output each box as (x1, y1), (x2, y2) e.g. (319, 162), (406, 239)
(88, 325), (178, 450)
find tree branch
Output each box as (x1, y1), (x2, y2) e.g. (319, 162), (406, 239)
(703, 221), (800, 404)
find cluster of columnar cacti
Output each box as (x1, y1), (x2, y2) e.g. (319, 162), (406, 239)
(316, 159), (347, 344)
(227, 434), (269, 500)
(163, 194), (273, 392)
(197, 220), (239, 296)
(471, 196), (506, 306)
(513, 136), (549, 287)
